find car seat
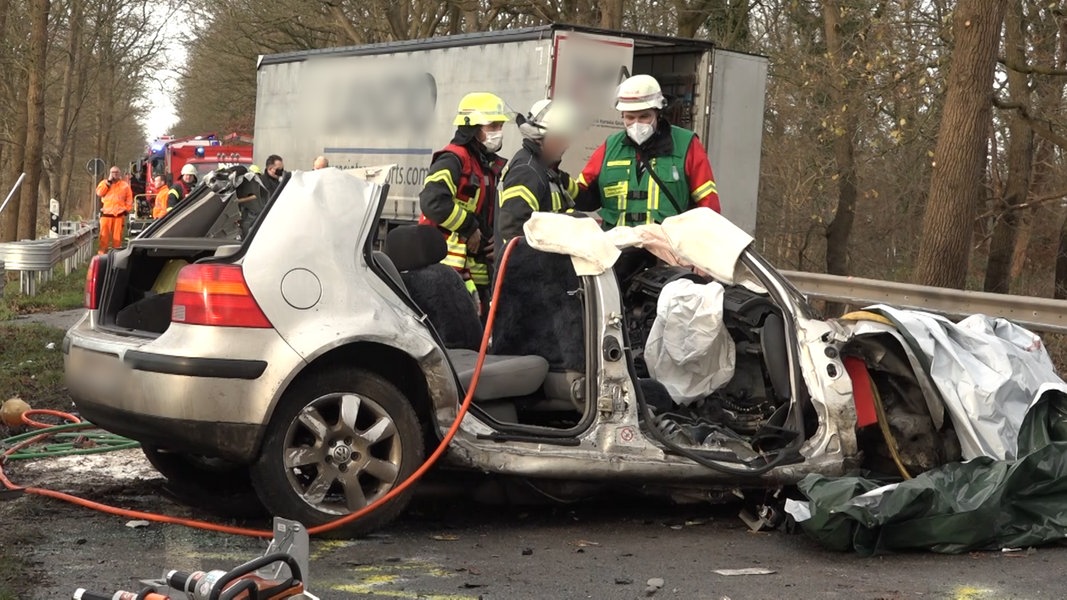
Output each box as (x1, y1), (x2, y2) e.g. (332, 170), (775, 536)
(490, 240), (586, 411)
(383, 225), (550, 422)
(383, 225), (483, 351)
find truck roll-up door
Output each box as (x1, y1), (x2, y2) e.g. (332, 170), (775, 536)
(550, 30), (635, 177)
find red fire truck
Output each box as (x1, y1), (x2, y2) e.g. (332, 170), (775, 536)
(128, 132), (253, 226)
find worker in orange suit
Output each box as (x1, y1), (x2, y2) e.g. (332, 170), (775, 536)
(151, 173), (171, 219)
(96, 165), (133, 254)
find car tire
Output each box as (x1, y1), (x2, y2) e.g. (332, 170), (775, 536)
(250, 368), (424, 537)
(142, 446), (266, 518)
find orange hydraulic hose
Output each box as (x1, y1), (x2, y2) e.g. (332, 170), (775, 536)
(0, 238), (523, 538)
(20, 408), (82, 429)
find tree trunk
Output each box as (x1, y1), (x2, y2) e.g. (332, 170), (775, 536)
(1, 88), (27, 242)
(913, 0), (1006, 289)
(1057, 211), (1067, 299)
(17, 0), (52, 240)
(599, 0), (624, 29)
(821, 0), (858, 277)
(983, 1), (1032, 294)
(52, 0), (82, 224)
(58, 2), (87, 221)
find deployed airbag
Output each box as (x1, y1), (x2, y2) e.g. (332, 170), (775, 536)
(644, 279), (736, 405)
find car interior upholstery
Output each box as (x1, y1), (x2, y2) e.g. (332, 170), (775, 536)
(381, 225), (554, 424)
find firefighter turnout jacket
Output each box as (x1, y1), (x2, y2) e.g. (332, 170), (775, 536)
(577, 118), (719, 229)
(96, 178), (134, 216)
(418, 134), (506, 293)
(497, 138), (580, 247)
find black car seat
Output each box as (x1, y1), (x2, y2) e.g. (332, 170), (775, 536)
(384, 225), (482, 351)
(384, 226), (549, 422)
(490, 240), (586, 411)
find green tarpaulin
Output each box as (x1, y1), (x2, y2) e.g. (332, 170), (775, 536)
(795, 386), (1067, 555)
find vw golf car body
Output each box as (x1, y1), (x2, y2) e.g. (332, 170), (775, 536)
(65, 169), (1001, 532)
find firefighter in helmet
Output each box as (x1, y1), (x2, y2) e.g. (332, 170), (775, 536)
(169, 163), (199, 207)
(576, 74), (720, 228)
(418, 92), (510, 314)
(495, 98), (583, 254)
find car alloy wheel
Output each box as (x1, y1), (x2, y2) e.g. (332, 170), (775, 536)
(251, 368), (423, 535)
(283, 392), (403, 515)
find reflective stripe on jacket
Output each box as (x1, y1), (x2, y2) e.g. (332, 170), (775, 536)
(418, 141), (505, 284)
(596, 126), (693, 228)
(496, 138), (578, 246)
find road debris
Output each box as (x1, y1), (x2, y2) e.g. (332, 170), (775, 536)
(521, 547), (533, 556)
(615, 577), (633, 585)
(645, 577), (664, 596)
(124, 520), (150, 529)
(430, 534), (460, 541)
(713, 568), (777, 576)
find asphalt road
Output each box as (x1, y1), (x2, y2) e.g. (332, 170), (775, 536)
(1, 450), (1064, 600)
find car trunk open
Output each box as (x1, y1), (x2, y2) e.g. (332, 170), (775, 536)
(93, 176), (250, 337)
(97, 238), (241, 336)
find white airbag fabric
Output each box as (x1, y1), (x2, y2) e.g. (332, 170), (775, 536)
(659, 208), (754, 284)
(522, 208), (753, 283)
(522, 213), (620, 276)
(645, 279), (736, 405)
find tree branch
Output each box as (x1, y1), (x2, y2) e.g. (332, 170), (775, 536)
(993, 96), (1067, 150)
(998, 56), (1067, 77)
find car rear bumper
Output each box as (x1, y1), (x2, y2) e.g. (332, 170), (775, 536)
(73, 398), (263, 462)
(64, 315), (305, 462)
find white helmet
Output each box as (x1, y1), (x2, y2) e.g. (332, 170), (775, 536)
(180, 164), (197, 177)
(615, 75), (666, 112)
(519, 99), (580, 140)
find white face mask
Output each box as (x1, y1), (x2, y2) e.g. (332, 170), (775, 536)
(626, 121), (655, 145)
(483, 130), (504, 153)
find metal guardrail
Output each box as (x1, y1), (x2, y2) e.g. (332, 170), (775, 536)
(0, 221), (95, 296)
(783, 270), (1067, 335)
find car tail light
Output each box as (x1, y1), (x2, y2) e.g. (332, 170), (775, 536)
(85, 255), (102, 309)
(171, 264), (272, 328)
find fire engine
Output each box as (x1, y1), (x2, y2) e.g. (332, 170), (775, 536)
(129, 133), (254, 220)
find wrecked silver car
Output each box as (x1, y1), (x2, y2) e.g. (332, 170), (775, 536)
(63, 168), (1056, 535)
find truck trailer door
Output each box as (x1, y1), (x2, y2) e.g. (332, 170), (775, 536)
(549, 30), (634, 177)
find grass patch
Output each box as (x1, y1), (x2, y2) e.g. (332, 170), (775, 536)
(0, 324), (69, 413)
(1, 265), (87, 321)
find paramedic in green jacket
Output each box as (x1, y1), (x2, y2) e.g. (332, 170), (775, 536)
(575, 74), (721, 228)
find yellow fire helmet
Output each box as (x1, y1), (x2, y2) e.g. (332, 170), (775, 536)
(453, 92), (511, 127)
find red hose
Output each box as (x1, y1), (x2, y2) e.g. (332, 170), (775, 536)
(20, 408), (82, 429)
(0, 238), (523, 537)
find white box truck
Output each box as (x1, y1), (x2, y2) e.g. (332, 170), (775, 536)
(254, 24), (767, 234)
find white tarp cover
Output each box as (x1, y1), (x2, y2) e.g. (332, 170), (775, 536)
(523, 208), (753, 283)
(645, 279), (736, 405)
(871, 305), (1064, 461)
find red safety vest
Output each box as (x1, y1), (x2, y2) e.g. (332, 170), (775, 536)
(418, 143), (498, 231)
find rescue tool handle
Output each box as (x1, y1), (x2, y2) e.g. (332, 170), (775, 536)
(166, 570), (194, 591)
(208, 553), (303, 600)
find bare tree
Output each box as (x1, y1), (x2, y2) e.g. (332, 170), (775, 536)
(983, 2), (1033, 294)
(914, 0), (1007, 289)
(16, 0), (51, 241)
